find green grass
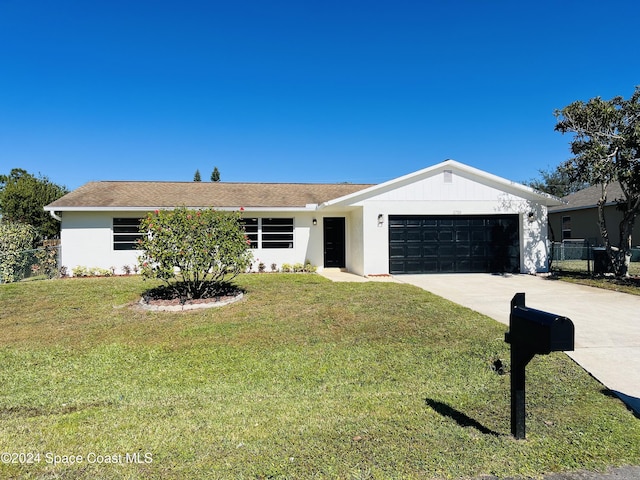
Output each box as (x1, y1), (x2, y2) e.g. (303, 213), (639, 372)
(0, 274), (639, 479)
(551, 259), (640, 295)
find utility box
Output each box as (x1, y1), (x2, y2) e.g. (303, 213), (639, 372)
(592, 247), (611, 275)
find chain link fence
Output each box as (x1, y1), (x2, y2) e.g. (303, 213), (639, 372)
(0, 245), (61, 283)
(550, 241), (640, 276)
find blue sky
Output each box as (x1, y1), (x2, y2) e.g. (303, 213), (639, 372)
(1, 0), (639, 191)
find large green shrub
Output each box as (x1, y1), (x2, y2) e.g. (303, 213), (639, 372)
(137, 207), (252, 299)
(0, 222), (38, 283)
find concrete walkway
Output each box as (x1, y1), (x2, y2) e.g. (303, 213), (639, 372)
(397, 273), (640, 416)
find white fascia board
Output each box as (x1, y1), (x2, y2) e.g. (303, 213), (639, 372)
(549, 201), (617, 213)
(320, 159), (563, 208)
(44, 206), (316, 213)
(44, 206), (153, 212)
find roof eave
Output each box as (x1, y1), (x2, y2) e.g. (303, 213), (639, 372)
(321, 159), (564, 208)
(44, 205), (318, 213)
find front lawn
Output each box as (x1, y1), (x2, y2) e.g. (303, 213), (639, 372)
(0, 275), (638, 479)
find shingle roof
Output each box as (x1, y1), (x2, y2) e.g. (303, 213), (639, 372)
(549, 183), (625, 212)
(45, 181), (374, 209)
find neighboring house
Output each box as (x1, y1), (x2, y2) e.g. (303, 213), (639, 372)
(44, 159), (562, 276)
(548, 183), (640, 247)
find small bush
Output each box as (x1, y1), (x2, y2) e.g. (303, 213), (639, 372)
(281, 263), (292, 273)
(138, 207), (252, 299)
(293, 262), (304, 273)
(71, 266), (112, 277)
(270, 263), (278, 272)
(72, 266), (88, 277)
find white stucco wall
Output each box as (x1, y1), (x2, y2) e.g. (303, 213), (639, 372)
(247, 212), (321, 271)
(59, 210), (325, 275)
(60, 211), (143, 274)
(353, 170), (551, 275)
(345, 209), (364, 275)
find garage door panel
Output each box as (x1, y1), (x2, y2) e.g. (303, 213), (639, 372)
(406, 231), (422, 242)
(456, 230), (469, 242)
(470, 229), (486, 242)
(389, 215), (520, 274)
(439, 259), (456, 272)
(405, 260), (425, 273)
(457, 259), (471, 271)
(389, 230), (406, 242)
(423, 245), (438, 256)
(423, 231), (438, 242)
(439, 230), (454, 242)
(439, 245), (455, 256)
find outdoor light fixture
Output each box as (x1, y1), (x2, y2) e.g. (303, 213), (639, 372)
(527, 212), (535, 223)
(377, 214), (384, 226)
(312, 218), (317, 226)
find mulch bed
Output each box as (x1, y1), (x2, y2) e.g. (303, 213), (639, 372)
(138, 282), (245, 312)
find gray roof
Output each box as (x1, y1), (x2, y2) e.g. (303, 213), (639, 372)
(45, 181), (374, 210)
(549, 183), (626, 212)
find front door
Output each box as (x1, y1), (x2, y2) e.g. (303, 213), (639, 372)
(323, 217), (346, 268)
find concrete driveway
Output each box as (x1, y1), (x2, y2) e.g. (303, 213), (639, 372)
(398, 274), (640, 416)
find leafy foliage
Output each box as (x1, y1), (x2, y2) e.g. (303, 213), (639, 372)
(33, 246), (60, 279)
(554, 87), (640, 276)
(137, 207), (252, 299)
(527, 167), (588, 197)
(0, 222), (38, 282)
(211, 166), (220, 182)
(193, 169), (201, 182)
(0, 169), (68, 239)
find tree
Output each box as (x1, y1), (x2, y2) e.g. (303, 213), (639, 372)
(193, 169), (202, 182)
(527, 166), (589, 198)
(554, 86), (640, 276)
(137, 207), (252, 299)
(211, 166), (220, 182)
(0, 169), (68, 240)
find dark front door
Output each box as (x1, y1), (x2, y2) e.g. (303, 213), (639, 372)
(323, 217), (346, 268)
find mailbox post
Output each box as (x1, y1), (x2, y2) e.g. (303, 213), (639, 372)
(504, 293), (574, 439)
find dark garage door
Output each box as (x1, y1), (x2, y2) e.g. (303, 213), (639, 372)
(389, 215), (520, 274)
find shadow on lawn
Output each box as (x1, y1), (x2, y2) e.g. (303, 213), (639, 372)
(601, 389), (640, 419)
(425, 398), (501, 436)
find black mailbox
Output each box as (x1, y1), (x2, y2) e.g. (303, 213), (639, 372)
(505, 293), (574, 354)
(504, 293), (574, 439)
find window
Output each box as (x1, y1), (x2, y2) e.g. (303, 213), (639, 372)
(242, 218), (258, 249)
(240, 217), (294, 249)
(262, 218), (294, 248)
(562, 216), (571, 240)
(113, 218), (143, 250)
